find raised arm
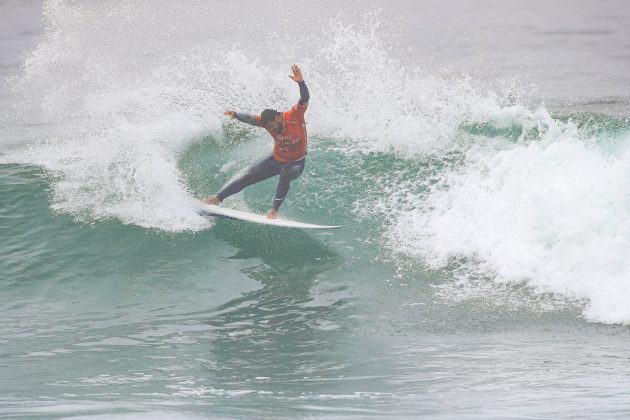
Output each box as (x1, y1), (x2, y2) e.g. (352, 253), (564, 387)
(298, 80), (309, 105)
(289, 64), (309, 105)
(224, 110), (260, 126)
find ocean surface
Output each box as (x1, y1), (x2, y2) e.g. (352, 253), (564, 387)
(2, 0), (630, 418)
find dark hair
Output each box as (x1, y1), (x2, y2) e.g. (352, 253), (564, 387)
(260, 109), (280, 125)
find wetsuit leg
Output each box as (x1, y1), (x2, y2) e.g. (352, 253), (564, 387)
(217, 155), (281, 201)
(272, 159), (305, 211)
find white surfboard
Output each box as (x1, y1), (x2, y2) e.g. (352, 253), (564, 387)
(201, 204), (343, 230)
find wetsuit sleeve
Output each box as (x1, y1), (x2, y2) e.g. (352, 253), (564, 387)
(291, 81), (309, 121)
(298, 81), (309, 105)
(235, 112), (261, 126)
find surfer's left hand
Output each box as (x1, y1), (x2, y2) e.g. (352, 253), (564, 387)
(289, 64), (303, 83)
(267, 209), (277, 219)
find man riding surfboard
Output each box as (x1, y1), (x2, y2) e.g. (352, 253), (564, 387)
(203, 64), (309, 219)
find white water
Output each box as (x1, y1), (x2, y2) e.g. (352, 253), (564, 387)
(389, 109), (630, 324)
(1, 2), (504, 229)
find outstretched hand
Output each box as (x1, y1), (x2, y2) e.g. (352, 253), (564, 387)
(289, 64), (304, 83)
(224, 111), (236, 118)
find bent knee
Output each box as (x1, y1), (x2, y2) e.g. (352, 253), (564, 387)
(280, 167), (302, 181)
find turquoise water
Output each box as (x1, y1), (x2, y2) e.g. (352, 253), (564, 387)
(5, 148), (630, 419)
(2, 1), (630, 418)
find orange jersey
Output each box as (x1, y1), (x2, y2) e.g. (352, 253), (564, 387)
(256, 101), (308, 162)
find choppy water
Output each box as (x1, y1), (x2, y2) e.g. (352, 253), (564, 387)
(2, 0), (630, 418)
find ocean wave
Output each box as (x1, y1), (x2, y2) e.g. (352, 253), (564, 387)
(4, 1), (630, 324)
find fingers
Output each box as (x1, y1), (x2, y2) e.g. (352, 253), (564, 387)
(223, 110), (236, 118)
(289, 63), (302, 82)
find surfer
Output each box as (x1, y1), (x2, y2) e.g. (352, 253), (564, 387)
(202, 64), (309, 219)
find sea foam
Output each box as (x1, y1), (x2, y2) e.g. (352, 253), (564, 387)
(389, 109), (630, 324)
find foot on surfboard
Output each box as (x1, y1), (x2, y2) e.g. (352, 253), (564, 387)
(202, 195), (221, 205)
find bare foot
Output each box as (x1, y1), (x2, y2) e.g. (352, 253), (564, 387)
(202, 195), (221, 205)
(267, 209), (277, 219)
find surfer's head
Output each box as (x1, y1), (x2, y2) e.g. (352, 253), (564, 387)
(261, 109), (283, 131)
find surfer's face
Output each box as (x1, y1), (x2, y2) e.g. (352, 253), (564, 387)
(265, 115), (283, 132)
